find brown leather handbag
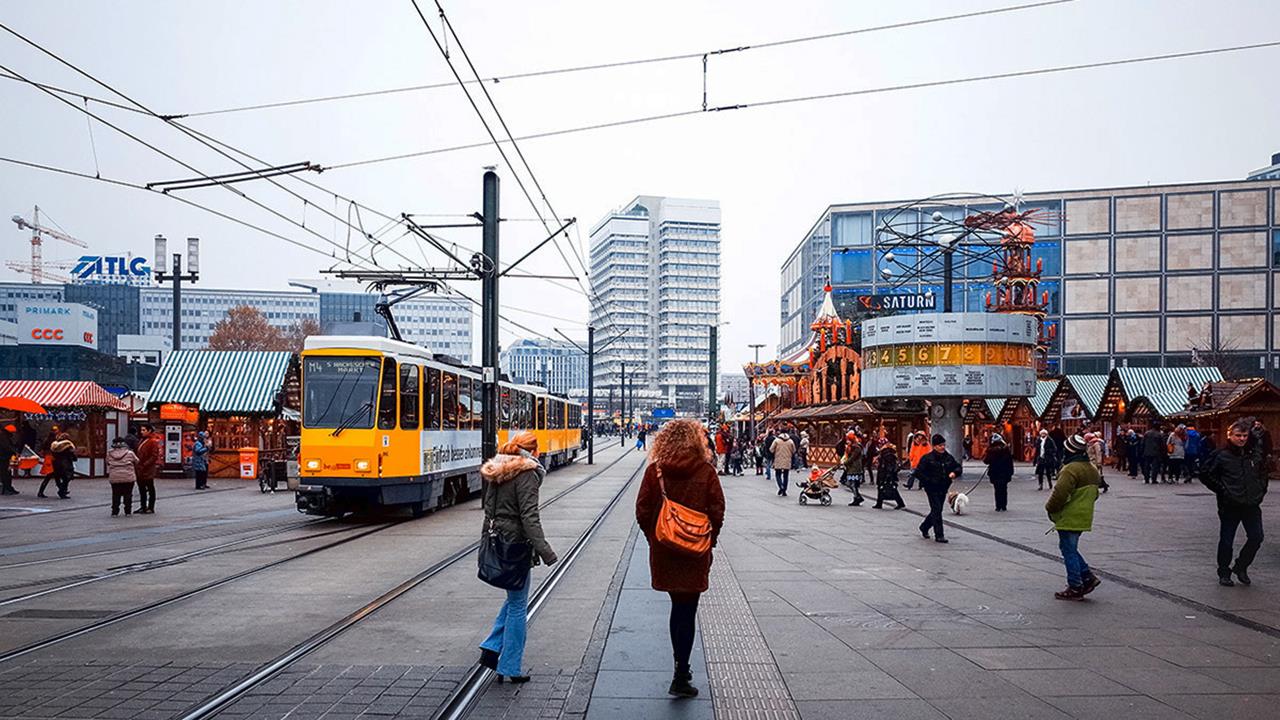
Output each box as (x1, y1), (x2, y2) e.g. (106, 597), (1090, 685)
(654, 466), (712, 556)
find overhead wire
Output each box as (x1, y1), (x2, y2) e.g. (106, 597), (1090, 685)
(324, 38), (1280, 171)
(421, 0), (632, 347)
(162, 0), (1076, 119)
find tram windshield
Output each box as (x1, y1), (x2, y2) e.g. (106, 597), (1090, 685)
(303, 356), (381, 429)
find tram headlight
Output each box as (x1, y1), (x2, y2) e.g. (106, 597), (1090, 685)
(304, 458), (321, 471)
(354, 458), (372, 473)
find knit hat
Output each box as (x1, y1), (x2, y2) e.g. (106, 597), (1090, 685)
(990, 433), (1004, 444)
(931, 434), (946, 446)
(1064, 433), (1087, 454)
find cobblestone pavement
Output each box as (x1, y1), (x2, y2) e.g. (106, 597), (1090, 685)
(3, 459), (1279, 720)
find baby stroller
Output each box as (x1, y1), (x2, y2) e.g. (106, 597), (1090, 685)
(796, 467), (837, 506)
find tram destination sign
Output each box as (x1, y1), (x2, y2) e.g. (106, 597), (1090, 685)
(856, 292), (936, 313)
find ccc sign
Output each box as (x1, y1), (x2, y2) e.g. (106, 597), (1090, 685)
(31, 328), (64, 341)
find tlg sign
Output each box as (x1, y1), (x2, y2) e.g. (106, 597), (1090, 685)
(70, 255), (152, 286)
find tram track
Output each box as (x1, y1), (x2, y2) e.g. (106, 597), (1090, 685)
(0, 517), (336, 603)
(0, 514), (329, 570)
(175, 449), (642, 720)
(0, 485), (241, 521)
(0, 520), (398, 665)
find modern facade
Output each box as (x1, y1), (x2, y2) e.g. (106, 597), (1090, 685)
(0, 282), (472, 362)
(718, 372), (752, 406)
(1248, 152), (1280, 181)
(499, 338), (587, 397)
(779, 163), (1280, 383)
(589, 196), (721, 415)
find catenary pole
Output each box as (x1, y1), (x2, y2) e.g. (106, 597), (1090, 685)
(481, 169), (500, 461)
(587, 325), (594, 464)
(708, 324), (718, 422)
(619, 361), (626, 446)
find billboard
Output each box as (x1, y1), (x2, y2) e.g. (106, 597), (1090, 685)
(16, 302), (99, 350)
(69, 254), (152, 286)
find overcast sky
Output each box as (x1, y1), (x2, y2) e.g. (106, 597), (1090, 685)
(2, 0), (1277, 368)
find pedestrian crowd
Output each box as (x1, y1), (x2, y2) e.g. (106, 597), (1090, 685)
(0, 423), (216, 515)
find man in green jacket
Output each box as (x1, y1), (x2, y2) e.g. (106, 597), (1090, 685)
(1045, 433), (1101, 600)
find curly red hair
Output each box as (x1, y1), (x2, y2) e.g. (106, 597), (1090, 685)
(649, 418), (713, 468)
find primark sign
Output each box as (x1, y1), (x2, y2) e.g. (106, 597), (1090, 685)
(70, 255), (152, 286)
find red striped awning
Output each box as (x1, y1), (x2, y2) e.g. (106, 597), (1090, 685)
(0, 380), (128, 410)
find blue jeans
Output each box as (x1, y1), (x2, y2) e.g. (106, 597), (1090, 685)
(1058, 530), (1091, 588)
(480, 572), (530, 676)
(764, 458), (773, 481)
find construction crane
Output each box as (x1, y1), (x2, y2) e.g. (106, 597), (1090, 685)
(10, 206), (89, 284)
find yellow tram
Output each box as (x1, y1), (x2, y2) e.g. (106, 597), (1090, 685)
(296, 336), (582, 516)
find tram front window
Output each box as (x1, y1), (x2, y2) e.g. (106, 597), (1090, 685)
(304, 356), (381, 429)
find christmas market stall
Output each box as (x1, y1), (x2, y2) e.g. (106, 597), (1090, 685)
(1095, 367), (1223, 430)
(146, 350), (299, 479)
(1041, 374), (1108, 436)
(1170, 378), (1280, 473)
(0, 380), (130, 477)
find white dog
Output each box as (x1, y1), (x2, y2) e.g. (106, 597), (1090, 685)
(947, 490), (969, 515)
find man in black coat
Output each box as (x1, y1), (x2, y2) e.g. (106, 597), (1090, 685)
(915, 434), (963, 543)
(1142, 424), (1167, 485)
(1200, 417), (1269, 586)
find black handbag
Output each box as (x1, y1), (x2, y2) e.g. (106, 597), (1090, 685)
(477, 484), (532, 591)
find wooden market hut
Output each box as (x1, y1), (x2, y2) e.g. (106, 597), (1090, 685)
(1095, 367), (1224, 430)
(1169, 378), (1280, 471)
(0, 379), (130, 477)
(963, 398), (1003, 459)
(1041, 374), (1108, 435)
(147, 350), (300, 478)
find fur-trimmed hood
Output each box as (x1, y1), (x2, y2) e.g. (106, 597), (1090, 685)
(51, 439), (75, 453)
(480, 452), (542, 484)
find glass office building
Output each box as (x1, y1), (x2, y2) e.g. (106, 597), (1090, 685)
(500, 338), (587, 397)
(590, 196), (721, 414)
(780, 171), (1280, 382)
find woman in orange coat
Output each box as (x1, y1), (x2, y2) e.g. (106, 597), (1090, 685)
(635, 419), (725, 699)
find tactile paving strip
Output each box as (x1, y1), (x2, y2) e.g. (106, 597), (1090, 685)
(700, 558), (801, 720)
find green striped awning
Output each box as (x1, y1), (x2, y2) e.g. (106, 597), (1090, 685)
(148, 351), (295, 414)
(1066, 375), (1109, 417)
(985, 398), (1007, 421)
(1028, 380), (1060, 418)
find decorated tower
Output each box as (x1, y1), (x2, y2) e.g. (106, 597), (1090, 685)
(806, 282), (860, 404)
(976, 209), (1057, 375)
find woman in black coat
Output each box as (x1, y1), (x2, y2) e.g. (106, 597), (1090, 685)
(984, 434), (1015, 512)
(872, 444), (905, 509)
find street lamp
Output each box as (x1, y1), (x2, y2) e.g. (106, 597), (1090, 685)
(747, 342), (765, 442)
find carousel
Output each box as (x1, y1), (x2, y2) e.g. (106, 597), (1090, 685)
(744, 284), (923, 468)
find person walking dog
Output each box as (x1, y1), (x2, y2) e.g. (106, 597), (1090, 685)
(1045, 434), (1102, 600)
(476, 431), (557, 684)
(915, 435), (962, 543)
(1200, 418), (1269, 587)
(635, 419), (725, 699)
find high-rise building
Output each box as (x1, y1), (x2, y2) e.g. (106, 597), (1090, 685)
(589, 196), (721, 415)
(779, 160), (1280, 382)
(499, 338), (587, 397)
